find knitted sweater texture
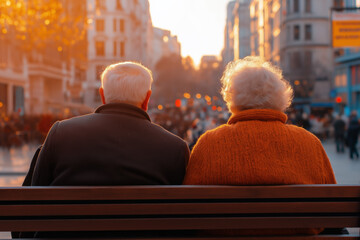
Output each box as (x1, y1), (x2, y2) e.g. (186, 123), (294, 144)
(183, 109), (336, 236)
(183, 109), (336, 185)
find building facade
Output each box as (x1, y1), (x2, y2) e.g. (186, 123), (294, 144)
(0, 0), (89, 116)
(246, 0), (335, 111)
(84, 0), (154, 109)
(152, 27), (181, 69)
(222, 1), (237, 65)
(333, 0), (360, 115)
(233, 0), (252, 60)
(0, 36), (27, 116)
(280, 0), (334, 107)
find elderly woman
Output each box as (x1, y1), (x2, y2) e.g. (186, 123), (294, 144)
(183, 57), (336, 235)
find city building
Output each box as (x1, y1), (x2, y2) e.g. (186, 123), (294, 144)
(84, 0), (154, 109)
(333, 0), (360, 115)
(222, 1), (237, 65)
(247, 0), (336, 112)
(0, 0), (89, 116)
(233, 0), (252, 60)
(152, 27), (181, 69)
(280, 0), (335, 109)
(0, 36), (27, 116)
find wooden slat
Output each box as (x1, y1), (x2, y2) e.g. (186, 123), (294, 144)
(0, 185), (360, 201)
(2, 236), (359, 240)
(0, 236), (359, 240)
(0, 217), (358, 231)
(0, 202), (359, 216)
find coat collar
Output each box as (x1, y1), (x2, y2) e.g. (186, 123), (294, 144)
(95, 103), (151, 122)
(228, 109), (287, 125)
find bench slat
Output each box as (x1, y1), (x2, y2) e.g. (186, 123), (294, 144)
(0, 202), (358, 216)
(0, 217), (358, 231)
(1, 236), (360, 240)
(1, 185), (360, 200)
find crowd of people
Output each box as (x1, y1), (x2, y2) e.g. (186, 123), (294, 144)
(0, 114), (66, 149)
(1, 103), (360, 158)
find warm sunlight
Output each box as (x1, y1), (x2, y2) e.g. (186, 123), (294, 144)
(149, 0), (229, 66)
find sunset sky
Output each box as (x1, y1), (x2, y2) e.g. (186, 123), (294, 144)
(149, 0), (230, 66)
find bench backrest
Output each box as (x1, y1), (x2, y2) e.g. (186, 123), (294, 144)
(0, 185), (359, 237)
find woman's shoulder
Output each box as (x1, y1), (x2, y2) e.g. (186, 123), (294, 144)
(285, 124), (322, 144)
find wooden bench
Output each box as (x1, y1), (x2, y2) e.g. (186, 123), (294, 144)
(0, 184), (359, 239)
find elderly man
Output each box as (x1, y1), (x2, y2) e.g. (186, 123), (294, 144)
(30, 62), (189, 186)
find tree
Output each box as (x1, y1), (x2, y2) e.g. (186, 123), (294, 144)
(0, 0), (88, 60)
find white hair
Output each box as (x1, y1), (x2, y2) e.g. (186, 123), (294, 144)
(221, 56), (293, 114)
(101, 62), (153, 105)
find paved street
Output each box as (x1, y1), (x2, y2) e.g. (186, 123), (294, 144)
(0, 140), (359, 186)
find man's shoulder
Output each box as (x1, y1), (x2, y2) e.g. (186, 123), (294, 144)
(148, 122), (188, 145)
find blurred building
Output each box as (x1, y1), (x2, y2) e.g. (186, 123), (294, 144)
(222, 1), (237, 65)
(333, 0), (360, 115)
(199, 55), (223, 97)
(0, 0), (90, 116)
(281, 0), (334, 108)
(0, 36), (27, 116)
(84, 0), (154, 108)
(248, 0), (335, 111)
(152, 27), (181, 69)
(233, 0), (252, 60)
(252, 0), (282, 65)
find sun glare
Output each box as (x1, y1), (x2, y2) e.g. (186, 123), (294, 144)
(149, 0), (228, 66)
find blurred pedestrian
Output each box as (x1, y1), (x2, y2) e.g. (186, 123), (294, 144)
(347, 111), (360, 159)
(333, 115), (346, 153)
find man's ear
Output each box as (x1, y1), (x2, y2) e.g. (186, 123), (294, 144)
(99, 87), (106, 104)
(141, 90), (152, 111)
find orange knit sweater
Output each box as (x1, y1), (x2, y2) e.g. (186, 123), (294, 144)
(183, 109), (336, 236)
(184, 109), (336, 185)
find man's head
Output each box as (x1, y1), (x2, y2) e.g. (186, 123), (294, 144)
(99, 62), (153, 111)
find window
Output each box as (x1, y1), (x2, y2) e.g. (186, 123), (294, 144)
(120, 41), (125, 57)
(333, 0), (344, 8)
(305, 0), (311, 12)
(113, 41), (117, 56)
(304, 51), (312, 67)
(293, 25), (300, 40)
(116, 0), (123, 10)
(96, 19), (104, 32)
(96, 65), (104, 81)
(113, 19), (117, 32)
(305, 24), (312, 40)
(96, 0), (106, 10)
(292, 51), (302, 69)
(352, 65), (360, 85)
(95, 41), (105, 56)
(120, 19), (125, 33)
(293, 0), (299, 13)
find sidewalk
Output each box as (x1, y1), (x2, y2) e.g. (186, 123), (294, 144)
(322, 140), (360, 184)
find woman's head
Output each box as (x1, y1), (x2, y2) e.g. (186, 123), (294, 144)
(221, 56), (293, 114)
